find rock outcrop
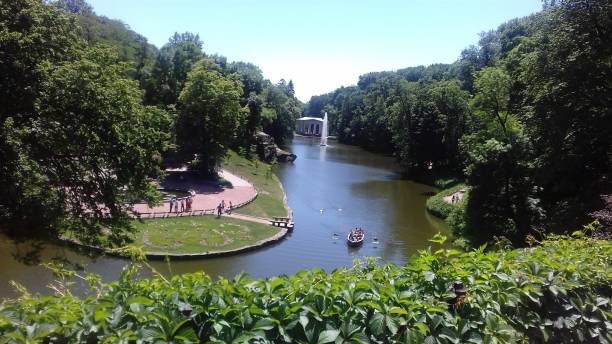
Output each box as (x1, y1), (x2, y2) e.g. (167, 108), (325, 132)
(254, 132), (296, 162)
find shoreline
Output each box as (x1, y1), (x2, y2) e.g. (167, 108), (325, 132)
(59, 219), (290, 260)
(62, 164), (293, 259)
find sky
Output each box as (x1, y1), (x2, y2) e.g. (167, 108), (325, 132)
(87, 0), (542, 102)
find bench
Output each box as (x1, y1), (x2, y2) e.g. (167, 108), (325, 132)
(271, 220), (295, 230)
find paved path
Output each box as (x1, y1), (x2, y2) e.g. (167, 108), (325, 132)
(132, 169), (258, 217)
(225, 213), (270, 224)
(443, 188), (467, 205)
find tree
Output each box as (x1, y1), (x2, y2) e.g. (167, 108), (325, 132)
(261, 81), (302, 144)
(287, 80), (295, 96)
(1, 1), (171, 241)
(392, 80), (469, 174)
(35, 48), (172, 240)
(176, 59), (244, 176)
(458, 67), (538, 245)
(516, 0), (612, 231)
(146, 32), (204, 105)
(225, 62), (265, 149)
(52, 0), (93, 14)
(1, 0), (81, 233)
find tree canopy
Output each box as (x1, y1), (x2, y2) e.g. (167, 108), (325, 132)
(0, 0), (171, 240)
(176, 59), (244, 176)
(306, 0), (612, 245)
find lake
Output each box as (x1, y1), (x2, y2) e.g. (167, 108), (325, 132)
(0, 137), (448, 299)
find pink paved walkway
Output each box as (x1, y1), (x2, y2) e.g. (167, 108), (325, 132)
(132, 169), (257, 216)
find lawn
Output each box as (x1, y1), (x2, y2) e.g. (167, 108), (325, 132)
(130, 215), (280, 254)
(222, 150), (289, 218)
(426, 182), (466, 219)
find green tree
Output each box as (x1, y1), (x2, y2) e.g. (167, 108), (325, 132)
(459, 67), (537, 245)
(226, 62), (265, 149)
(516, 0), (612, 231)
(176, 59), (244, 176)
(146, 32), (204, 105)
(1, 0), (171, 241)
(261, 81), (302, 144)
(1, 0), (81, 233)
(392, 80), (469, 174)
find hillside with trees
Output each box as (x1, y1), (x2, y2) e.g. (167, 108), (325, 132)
(305, 0), (611, 246)
(0, 0), (302, 241)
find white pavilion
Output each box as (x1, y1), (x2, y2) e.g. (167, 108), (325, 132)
(296, 117), (324, 136)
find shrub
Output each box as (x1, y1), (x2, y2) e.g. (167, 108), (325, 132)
(426, 183), (466, 219)
(0, 234), (610, 343)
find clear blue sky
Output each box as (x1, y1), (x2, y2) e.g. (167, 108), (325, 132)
(88, 0), (542, 101)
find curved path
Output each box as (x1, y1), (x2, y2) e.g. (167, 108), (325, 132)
(64, 169), (291, 259)
(132, 169), (258, 217)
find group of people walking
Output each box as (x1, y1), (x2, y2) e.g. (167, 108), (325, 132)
(168, 195), (194, 213)
(217, 200), (233, 217)
(166, 193), (234, 216)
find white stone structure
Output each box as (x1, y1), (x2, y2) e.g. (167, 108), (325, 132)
(296, 117), (324, 136)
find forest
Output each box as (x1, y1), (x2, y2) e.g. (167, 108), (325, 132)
(305, 0), (611, 246)
(0, 0), (303, 240)
(1, 0), (610, 248)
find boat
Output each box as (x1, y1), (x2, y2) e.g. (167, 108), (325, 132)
(347, 227), (365, 247)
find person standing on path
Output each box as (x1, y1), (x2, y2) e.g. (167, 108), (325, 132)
(180, 199), (185, 212)
(227, 201), (233, 214)
(217, 203), (223, 217)
(169, 198), (174, 213)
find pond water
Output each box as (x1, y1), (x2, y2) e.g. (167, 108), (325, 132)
(0, 137), (448, 299)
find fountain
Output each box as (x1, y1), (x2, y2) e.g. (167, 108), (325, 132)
(320, 112), (328, 146)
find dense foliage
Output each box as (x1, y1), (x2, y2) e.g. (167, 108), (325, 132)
(177, 59), (244, 176)
(1, 234), (610, 343)
(0, 0), (171, 239)
(306, 0), (612, 245)
(0, 0), (302, 238)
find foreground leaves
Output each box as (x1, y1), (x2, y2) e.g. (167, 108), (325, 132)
(0, 235), (610, 343)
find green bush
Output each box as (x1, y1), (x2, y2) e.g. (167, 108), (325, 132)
(434, 178), (461, 190)
(0, 234), (610, 343)
(426, 183), (466, 219)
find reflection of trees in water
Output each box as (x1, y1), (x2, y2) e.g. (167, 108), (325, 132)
(4, 232), (103, 269)
(292, 137), (398, 171)
(349, 179), (448, 262)
(10, 239), (45, 266)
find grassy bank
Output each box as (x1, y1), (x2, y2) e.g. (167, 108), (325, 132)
(63, 215), (281, 255)
(2, 233), (610, 342)
(130, 216), (279, 255)
(222, 151), (288, 218)
(426, 182), (466, 219)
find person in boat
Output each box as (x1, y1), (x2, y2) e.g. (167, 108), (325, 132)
(349, 227), (363, 241)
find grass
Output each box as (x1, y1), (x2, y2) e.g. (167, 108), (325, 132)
(426, 182), (466, 219)
(130, 215), (280, 254)
(222, 150), (288, 218)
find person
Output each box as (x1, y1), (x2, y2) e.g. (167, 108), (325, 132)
(186, 197), (192, 212)
(217, 203), (223, 217)
(220, 199), (225, 211)
(227, 201), (233, 214)
(169, 198), (174, 213)
(447, 281), (469, 314)
(180, 199), (185, 212)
